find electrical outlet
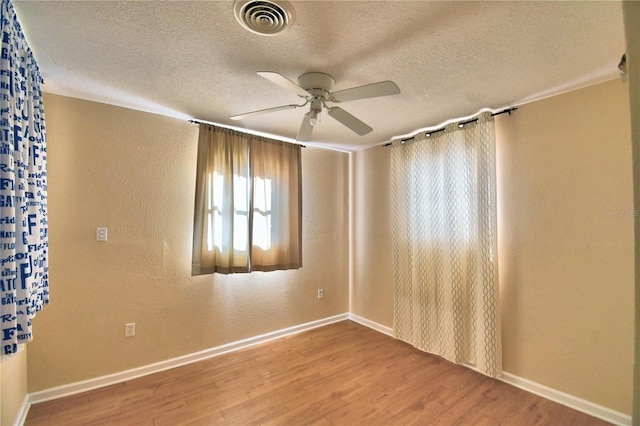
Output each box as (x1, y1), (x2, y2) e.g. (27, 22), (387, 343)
(317, 288), (324, 299)
(96, 227), (108, 242)
(125, 322), (135, 337)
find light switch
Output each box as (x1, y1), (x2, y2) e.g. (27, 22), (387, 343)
(125, 323), (135, 337)
(96, 227), (108, 242)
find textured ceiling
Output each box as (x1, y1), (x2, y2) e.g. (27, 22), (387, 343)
(14, 1), (626, 151)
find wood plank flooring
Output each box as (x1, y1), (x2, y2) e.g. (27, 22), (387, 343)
(25, 320), (611, 425)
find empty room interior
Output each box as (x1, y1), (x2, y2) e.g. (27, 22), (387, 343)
(1, 1), (639, 425)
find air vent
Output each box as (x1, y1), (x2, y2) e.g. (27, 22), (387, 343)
(233, 0), (295, 36)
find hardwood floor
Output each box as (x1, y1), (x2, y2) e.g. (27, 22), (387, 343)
(25, 320), (610, 425)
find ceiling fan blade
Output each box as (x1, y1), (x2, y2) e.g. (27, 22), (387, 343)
(297, 113), (314, 141)
(330, 80), (400, 103)
(327, 107), (373, 136)
(230, 104), (300, 120)
(257, 71), (311, 98)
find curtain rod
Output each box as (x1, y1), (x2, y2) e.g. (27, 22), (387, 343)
(383, 107), (518, 147)
(491, 107), (518, 117)
(189, 119), (306, 147)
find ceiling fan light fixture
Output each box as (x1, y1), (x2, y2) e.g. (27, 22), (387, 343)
(233, 0), (295, 36)
(308, 98), (322, 126)
(309, 110), (319, 126)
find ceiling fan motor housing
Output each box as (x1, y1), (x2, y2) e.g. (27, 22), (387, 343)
(297, 72), (335, 97)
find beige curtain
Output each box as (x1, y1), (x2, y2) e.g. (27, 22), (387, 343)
(391, 112), (501, 377)
(192, 124), (302, 275)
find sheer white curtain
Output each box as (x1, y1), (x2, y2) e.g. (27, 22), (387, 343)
(391, 112), (501, 377)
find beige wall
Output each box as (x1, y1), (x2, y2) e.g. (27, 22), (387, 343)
(352, 79), (634, 414)
(622, 1), (640, 422)
(497, 79), (633, 414)
(27, 93), (349, 391)
(351, 147), (393, 326)
(1, 348), (28, 426)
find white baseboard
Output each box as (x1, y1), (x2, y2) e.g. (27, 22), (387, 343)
(348, 313), (393, 337)
(13, 394), (30, 426)
(28, 313), (349, 405)
(500, 372), (631, 426)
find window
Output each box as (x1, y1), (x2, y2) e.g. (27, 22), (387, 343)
(192, 124), (302, 275)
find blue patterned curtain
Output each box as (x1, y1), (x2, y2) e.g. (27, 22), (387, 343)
(0, 0), (48, 357)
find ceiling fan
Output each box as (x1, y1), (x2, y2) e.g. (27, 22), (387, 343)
(230, 72), (401, 141)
